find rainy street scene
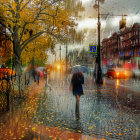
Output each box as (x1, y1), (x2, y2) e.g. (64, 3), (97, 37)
(0, 0), (140, 140)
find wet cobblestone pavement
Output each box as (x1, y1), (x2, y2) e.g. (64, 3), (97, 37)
(0, 73), (140, 140)
(33, 77), (140, 140)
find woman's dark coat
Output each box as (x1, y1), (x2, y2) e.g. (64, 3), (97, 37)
(71, 72), (84, 96)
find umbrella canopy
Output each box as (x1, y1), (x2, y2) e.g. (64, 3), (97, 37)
(35, 67), (45, 72)
(72, 65), (89, 74)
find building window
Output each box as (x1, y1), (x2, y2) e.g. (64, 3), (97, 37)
(129, 32), (131, 38)
(136, 39), (138, 44)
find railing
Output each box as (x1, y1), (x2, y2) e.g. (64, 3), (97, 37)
(0, 72), (33, 112)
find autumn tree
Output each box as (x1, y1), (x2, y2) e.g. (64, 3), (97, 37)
(21, 36), (55, 66)
(0, 8), (13, 65)
(0, 33), (13, 64)
(0, 0), (71, 74)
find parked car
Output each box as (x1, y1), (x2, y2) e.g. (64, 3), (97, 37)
(107, 67), (133, 79)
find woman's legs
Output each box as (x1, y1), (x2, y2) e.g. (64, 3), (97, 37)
(75, 95), (80, 120)
(76, 95), (80, 107)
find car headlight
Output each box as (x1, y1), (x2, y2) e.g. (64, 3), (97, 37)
(116, 72), (119, 76)
(124, 71), (127, 75)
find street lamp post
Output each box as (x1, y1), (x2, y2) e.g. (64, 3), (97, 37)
(94, 0), (103, 84)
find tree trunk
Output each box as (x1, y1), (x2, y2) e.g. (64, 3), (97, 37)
(15, 56), (22, 75)
(31, 57), (35, 77)
(13, 42), (22, 75)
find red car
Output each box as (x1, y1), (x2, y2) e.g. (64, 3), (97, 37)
(107, 67), (133, 79)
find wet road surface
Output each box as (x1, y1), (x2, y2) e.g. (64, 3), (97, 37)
(0, 72), (140, 140)
(33, 74), (140, 140)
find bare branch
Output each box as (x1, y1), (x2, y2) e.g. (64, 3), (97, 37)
(19, 0), (24, 5)
(40, 13), (55, 18)
(21, 31), (44, 51)
(47, 29), (65, 42)
(19, 22), (28, 42)
(20, 0), (31, 12)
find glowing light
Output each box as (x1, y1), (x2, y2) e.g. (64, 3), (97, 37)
(124, 71), (128, 76)
(116, 72), (119, 76)
(57, 65), (60, 70)
(116, 79), (120, 86)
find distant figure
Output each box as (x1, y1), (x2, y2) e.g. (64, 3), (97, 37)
(70, 69), (84, 120)
(34, 70), (40, 84)
(43, 69), (48, 84)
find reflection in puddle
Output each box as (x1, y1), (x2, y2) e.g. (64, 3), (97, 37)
(116, 79), (119, 86)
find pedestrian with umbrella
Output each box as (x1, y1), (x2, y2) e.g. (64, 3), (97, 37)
(70, 68), (84, 120)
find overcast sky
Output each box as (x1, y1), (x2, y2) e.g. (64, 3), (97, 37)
(49, 0), (140, 63)
(78, 0), (140, 36)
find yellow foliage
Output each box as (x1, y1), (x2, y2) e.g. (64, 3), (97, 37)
(21, 36), (54, 65)
(0, 0), (73, 72)
(0, 36), (13, 63)
(0, 0), (71, 49)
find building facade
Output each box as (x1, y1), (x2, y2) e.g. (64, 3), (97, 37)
(101, 23), (140, 69)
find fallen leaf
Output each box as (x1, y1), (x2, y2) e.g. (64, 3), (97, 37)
(88, 126), (93, 129)
(32, 127), (36, 131)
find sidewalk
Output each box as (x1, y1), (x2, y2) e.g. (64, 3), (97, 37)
(0, 80), (45, 139)
(24, 124), (104, 140)
(0, 79), (103, 140)
(34, 79), (140, 139)
(0, 76), (139, 140)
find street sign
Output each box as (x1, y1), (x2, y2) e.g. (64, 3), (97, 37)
(89, 45), (97, 55)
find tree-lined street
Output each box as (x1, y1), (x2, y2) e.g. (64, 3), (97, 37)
(0, 71), (140, 139)
(0, 0), (140, 139)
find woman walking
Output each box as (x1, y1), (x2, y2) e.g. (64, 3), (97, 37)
(70, 69), (84, 119)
